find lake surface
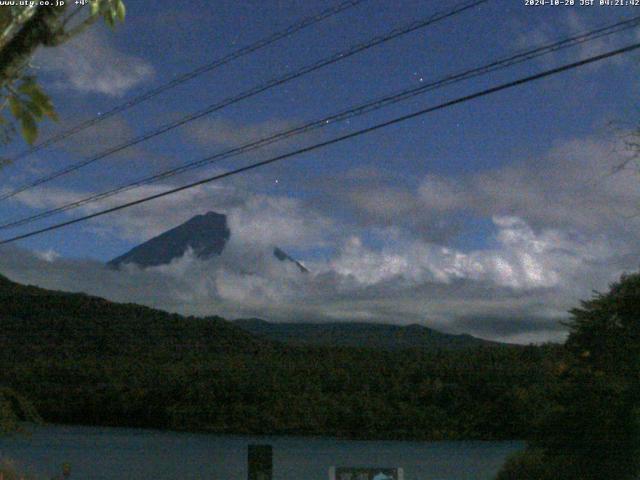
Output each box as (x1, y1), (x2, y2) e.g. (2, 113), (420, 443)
(0, 425), (523, 479)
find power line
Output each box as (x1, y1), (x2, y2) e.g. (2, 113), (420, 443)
(8, 0), (369, 162)
(0, 0), (488, 203)
(1, 15), (638, 231)
(1, 41), (637, 246)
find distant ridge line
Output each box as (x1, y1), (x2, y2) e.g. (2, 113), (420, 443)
(232, 318), (500, 350)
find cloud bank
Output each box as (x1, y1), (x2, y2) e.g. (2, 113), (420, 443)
(2, 136), (638, 344)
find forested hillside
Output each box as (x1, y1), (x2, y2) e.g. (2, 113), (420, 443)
(0, 274), (563, 440)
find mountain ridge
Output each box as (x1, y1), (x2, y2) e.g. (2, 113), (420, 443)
(233, 318), (499, 350)
(0, 272), (266, 359)
(0, 271), (498, 351)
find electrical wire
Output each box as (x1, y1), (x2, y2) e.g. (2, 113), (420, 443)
(1, 14), (638, 230)
(7, 0), (369, 162)
(1, 40), (637, 245)
(0, 0), (487, 202)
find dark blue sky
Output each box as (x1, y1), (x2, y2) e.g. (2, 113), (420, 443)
(2, 0), (637, 258)
(0, 0), (639, 342)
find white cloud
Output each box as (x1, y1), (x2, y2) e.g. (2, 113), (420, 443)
(10, 175), (336, 247)
(327, 215), (616, 293)
(227, 195), (333, 249)
(11, 180), (240, 242)
(0, 211), (615, 344)
(185, 118), (300, 149)
(341, 136), (640, 240)
(35, 248), (60, 263)
(3, 136), (637, 344)
(35, 29), (154, 97)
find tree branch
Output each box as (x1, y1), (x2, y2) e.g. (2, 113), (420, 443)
(0, 5), (65, 87)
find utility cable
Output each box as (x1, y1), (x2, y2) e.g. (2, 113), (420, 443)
(1, 40), (637, 245)
(7, 0), (369, 162)
(0, 0), (487, 202)
(1, 14), (637, 230)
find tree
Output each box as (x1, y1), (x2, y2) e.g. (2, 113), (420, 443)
(0, 0), (126, 149)
(496, 272), (640, 480)
(0, 387), (40, 435)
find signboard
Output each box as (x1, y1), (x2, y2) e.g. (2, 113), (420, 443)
(329, 467), (404, 480)
(248, 444), (273, 480)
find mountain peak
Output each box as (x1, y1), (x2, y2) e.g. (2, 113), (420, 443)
(273, 247), (309, 273)
(108, 211), (230, 269)
(108, 211), (307, 272)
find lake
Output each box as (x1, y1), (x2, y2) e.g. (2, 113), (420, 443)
(0, 425), (523, 479)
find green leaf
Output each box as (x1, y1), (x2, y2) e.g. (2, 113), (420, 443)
(18, 75), (57, 121)
(46, 109), (59, 122)
(90, 0), (100, 16)
(17, 77), (37, 95)
(116, 0), (125, 21)
(28, 87), (51, 109)
(20, 112), (37, 145)
(103, 8), (116, 27)
(25, 100), (44, 120)
(8, 95), (21, 118)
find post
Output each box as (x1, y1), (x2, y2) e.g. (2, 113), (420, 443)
(248, 444), (272, 480)
(328, 466), (335, 480)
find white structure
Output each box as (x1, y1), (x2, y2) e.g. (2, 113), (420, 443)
(329, 467), (404, 480)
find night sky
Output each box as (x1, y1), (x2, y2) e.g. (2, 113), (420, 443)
(1, 0), (640, 343)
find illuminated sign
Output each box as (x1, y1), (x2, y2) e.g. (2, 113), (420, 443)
(329, 467), (404, 480)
